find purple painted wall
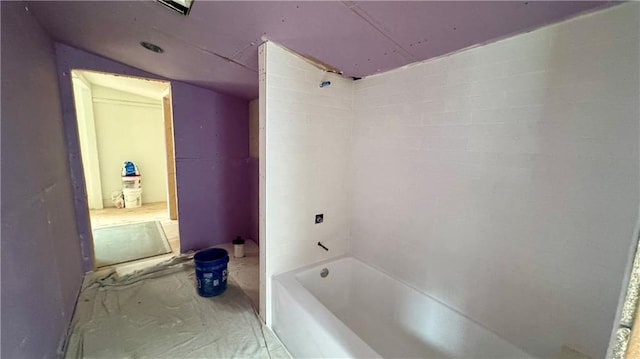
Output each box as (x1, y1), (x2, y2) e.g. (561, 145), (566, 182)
(1, 2), (84, 357)
(171, 82), (251, 250)
(54, 44), (253, 269)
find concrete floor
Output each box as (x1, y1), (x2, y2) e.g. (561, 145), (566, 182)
(210, 240), (260, 310)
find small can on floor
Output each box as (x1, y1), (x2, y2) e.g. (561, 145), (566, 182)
(233, 236), (245, 258)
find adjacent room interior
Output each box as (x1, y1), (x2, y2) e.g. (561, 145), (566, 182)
(71, 69), (179, 268)
(2, 1), (639, 359)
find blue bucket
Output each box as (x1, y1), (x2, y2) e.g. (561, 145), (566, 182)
(194, 248), (229, 297)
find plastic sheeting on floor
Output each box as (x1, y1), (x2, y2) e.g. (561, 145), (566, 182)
(64, 255), (289, 359)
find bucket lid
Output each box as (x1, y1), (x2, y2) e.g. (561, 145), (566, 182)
(232, 236), (245, 245)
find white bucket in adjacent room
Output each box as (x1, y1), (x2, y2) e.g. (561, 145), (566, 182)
(122, 175), (142, 189)
(123, 188), (142, 208)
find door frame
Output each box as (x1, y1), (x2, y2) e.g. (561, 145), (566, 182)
(162, 89), (178, 220)
(68, 69), (177, 270)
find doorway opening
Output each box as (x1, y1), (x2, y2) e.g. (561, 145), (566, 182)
(71, 70), (179, 269)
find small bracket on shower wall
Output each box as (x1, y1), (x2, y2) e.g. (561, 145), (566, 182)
(319, 80), (331, 88)
(315, 214), (324, 224)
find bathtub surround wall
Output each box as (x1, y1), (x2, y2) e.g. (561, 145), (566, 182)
(55, 44), (252, 269)
(350, 4), (639, 358)
(259, 3), (638, 357)
(259, 42), (353, 323)
(1, 3), (84, 357)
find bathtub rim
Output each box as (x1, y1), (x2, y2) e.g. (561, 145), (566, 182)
(273, 254), (536, 358)
(272, 255), (382, 358)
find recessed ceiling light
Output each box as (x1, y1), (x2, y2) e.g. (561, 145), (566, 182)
(156, 0), (193, 16)
(140, 41), (164, 54)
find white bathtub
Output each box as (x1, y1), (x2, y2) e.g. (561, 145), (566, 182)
(272, 256), (533, 358)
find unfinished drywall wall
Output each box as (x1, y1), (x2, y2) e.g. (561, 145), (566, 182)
(171, 81), (251, 251)
(349, 4), (639, 358)
(91, 85), (167, 206)
(54, 44), (253, 269)
(259, 42), (353, 324)
(1, 2), (84, 357)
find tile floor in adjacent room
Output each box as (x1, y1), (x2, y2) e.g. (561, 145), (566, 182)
(90, 202), (180, 254)
(89, 201), (260, 310)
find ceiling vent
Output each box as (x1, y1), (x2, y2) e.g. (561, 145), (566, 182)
(156, 0), (193, 16)
(140, 42), (164, 54)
